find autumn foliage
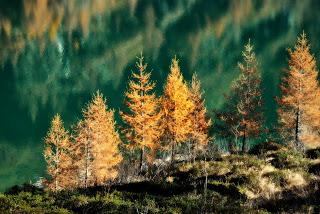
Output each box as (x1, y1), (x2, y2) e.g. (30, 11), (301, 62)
(73, 92), (122, 187)
(162, 58), (195, 159)
(44, 114), (74, 190)
(277, 33), (320, 149)
(121, 56), (163, 172)
(189, 73), (212, 157)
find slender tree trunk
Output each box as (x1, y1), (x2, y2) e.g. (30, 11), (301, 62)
(295, 109), (303, 151)
(139, 147), (144, 174)
(171, 142), (175, 165)
(55, 147), (59, 191)
(203, 155), (208, 213)
(188, 139), (191, 163)
(242, 125), (247, 153)
(295, 110), (299, 145)
(193, 143), (197, 164)
(204, 155), (208, 192)
(138, 77), (145, 175)
(295, 81), (305, 151)
(85, 143), (89, 188)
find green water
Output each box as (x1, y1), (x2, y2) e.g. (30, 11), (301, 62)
(0, 0), (320, 191)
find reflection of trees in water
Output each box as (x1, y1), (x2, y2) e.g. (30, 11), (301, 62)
(0, 142), (44, 191)
(0, 0), (121, 63)
(1, 0), (320, 121)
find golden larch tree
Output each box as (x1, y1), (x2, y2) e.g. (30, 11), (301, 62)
(44, 114), (74, 191)
(221, 40), (263, 152)
(277, 33), (320, 149)
(121, 56), (163, 173)
(162, 57), (195, 161)
(74, 91), (123, 187)
(189, 73), (212, 159)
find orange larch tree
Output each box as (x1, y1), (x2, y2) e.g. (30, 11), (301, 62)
(162, 57), (195, 161)
(189, 73), (212, 160)
(277, 33), (320, 149)
(120, 56), (163, 173)
(73, 91), (123, 187)
(221, 40), (263, 152)
(44, 114), (74, 190)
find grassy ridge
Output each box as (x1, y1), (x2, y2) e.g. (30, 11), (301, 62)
(1, 144), (320, 213)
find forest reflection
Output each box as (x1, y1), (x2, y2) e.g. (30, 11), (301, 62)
(0, 0), (319, 122)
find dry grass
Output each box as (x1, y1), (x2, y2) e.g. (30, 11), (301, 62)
(284, 170), (307, 188)
(258, 177), (281, 199)
(174, 147), (319, 204)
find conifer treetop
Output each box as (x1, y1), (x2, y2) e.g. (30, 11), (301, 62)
(121, 55), (163, 163)
(163, 57), (195, 144)
(238, 39), (258, 72)
(190, 73), (212, 148)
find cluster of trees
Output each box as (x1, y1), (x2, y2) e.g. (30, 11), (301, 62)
(44, 93), (123, 190)
(44, 55), (211, 190)
(44, 33), (320, 190)
(216, 33), (320, 152)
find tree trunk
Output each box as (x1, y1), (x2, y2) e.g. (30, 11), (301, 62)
(295, 110), (299, 147)
(203, 155), (208, 212)
(193, 143), (197, 164)
(139, 147), (144, 174)
(204, 156), (208, 192)
(85, 144), (89, 188)
(55, 147), (59, 191)
(188, 140), (191, 163)
(242, 126), (247, 153)
(295, 109), (304, 151)
(171, 142), (175, 165)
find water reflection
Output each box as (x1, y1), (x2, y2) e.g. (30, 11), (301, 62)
(0, 0), (310, 119)
(1, 0), (320, 190)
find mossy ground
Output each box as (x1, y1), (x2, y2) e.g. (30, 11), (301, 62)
(2, 144), (320, 213)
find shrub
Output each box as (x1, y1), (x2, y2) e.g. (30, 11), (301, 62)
(263, 171), (286, 187)
(308, 163), (320, 176)
(268, 150), (307, 169)
(0, 193), (69, 213)
(207, 181), (246, 199)
(305, 147), (320, 159)
(249, 142), (284, 155)
(5, 183), (43, 195)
